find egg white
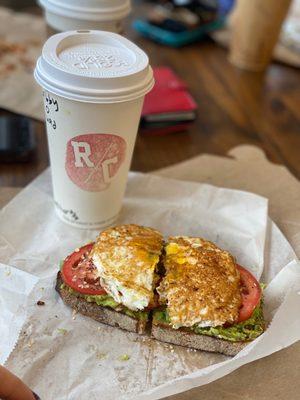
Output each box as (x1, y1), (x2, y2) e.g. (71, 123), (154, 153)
(93, 253), (153, 311)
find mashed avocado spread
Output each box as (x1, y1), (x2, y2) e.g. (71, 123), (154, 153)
(60, 283), (148, 321)
(153, 302), (265, 342)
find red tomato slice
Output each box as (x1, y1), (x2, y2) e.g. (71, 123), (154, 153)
(61, 243), (106, 295)
(237, 264), (261, 323)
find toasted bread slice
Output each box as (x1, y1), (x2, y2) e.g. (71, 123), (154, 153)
(56, 273), (252, 353)
(151, 322), (248, 357)
(56, 273), (148, 334)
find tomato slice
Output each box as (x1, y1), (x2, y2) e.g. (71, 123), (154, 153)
(61, 243), (107, 295)
(237, 264), (261, 323)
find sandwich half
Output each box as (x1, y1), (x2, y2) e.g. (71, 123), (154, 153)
(56, 224), (164, 334)
(152, 236), (265, 356)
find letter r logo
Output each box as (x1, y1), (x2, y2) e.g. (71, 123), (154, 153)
(71, 141), (95, 168)
(66, 134), (127, 192)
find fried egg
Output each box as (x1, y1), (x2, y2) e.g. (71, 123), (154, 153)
(91, 224), (163, 311)
(157, 236), (242, 329)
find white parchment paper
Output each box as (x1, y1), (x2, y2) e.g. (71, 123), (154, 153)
(1, 169), (300, 400)
(0, 264), (38, 364)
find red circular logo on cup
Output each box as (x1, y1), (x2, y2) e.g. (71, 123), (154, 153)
(65, 133), (126, 192)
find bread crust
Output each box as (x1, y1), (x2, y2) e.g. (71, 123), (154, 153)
(56, 273), (148, 334)
(56, 273), (249, 355)
(151, 323), (248, 356)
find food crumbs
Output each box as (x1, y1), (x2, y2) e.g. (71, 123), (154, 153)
(57, 328), (68, 335)
(118, 354), (130, 361)
(72, 309), (77, 320)
(5, 268), (11, 276)
(96, 351), (107, 360)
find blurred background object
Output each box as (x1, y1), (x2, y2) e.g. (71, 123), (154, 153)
(229, 0), (292, 71)
(0, 115), (36, 162)
(280, 0), (300, 52)
(0, 0), (33, 9)
(140, 66), (197, 134)
(133, 0), (225, 46)
(39, 0), (131, 36)
(211, 0), (300, 67)
(133, 0), (300, 67)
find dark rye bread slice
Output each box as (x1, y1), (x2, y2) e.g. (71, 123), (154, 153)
(151, 323), (248, 357)
(56, 273), (148, 335)
(56, 272), (249, 355)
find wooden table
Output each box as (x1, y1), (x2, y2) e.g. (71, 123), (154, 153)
(0, 0), (300, 189)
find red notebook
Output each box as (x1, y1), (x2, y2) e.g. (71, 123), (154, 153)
(140, 122), (193, 135)
(142, 67), (197, 123)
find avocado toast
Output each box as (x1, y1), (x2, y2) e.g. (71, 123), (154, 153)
(56, 225), (265, 355)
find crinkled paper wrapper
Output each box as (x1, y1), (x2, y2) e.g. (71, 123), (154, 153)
(0, 264), (38, 364)
(1, 170), (300, 400)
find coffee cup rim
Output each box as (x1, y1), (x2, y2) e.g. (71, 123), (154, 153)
(38, 0), (131, 21)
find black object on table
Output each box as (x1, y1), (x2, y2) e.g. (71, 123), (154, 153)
(0, 115), (36, 163)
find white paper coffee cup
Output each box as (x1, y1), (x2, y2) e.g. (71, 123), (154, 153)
(39, 0), (131, 34)
(34, 30), (154, 229)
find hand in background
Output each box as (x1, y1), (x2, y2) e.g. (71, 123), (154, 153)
(0, 365), (38, 400)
